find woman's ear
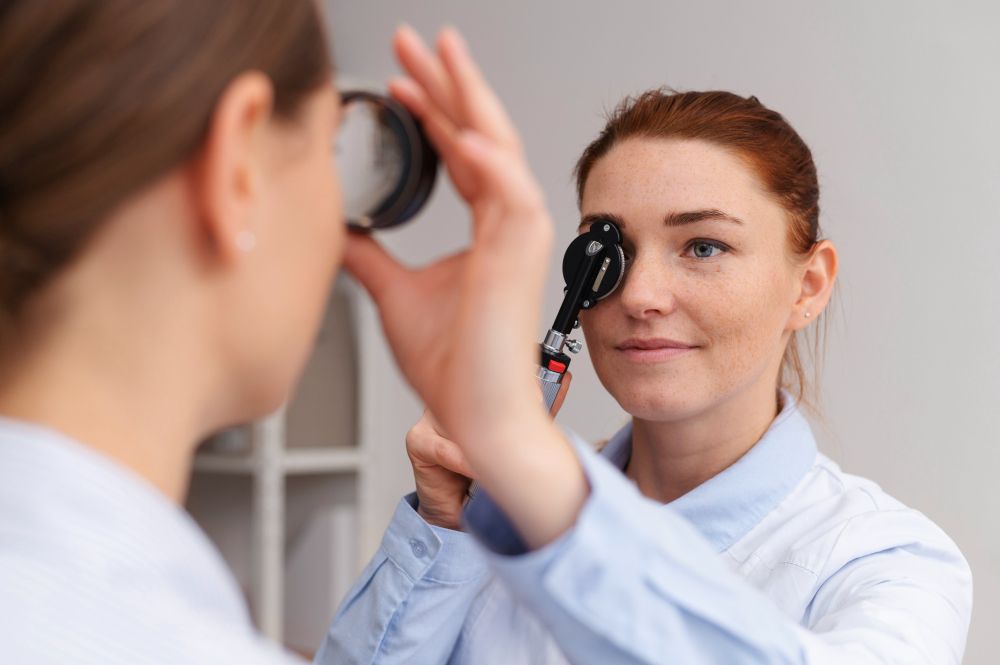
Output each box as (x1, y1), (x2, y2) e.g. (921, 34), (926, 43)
(789, 239), (838, 331)
(190, 71), (274, 264)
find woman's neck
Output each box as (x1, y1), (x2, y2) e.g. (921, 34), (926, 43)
(626, 380), (782, 504)
(0, 309), (209, 504)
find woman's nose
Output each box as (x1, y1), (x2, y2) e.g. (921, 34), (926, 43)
(617, 255), (676, 320)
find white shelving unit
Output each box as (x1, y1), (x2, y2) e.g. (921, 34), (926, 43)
(191, 413), (364, 642)
(187, 276), (382, 650)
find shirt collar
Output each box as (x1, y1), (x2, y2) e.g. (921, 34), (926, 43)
(599, 392), (817, 552)
(0, 417), (249, 623)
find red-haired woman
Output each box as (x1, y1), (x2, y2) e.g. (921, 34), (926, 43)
(320, 90), (973, 665)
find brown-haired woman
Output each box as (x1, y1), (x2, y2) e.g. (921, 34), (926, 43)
(319, 90), (973, 664)
(0, 4), (576, 663)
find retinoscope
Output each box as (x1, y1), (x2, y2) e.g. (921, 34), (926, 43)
(536, 219), (625, 410)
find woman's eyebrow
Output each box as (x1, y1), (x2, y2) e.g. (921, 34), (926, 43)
(578, 209), (744, 232)
(664, 209), (745, 227)
(578, 212), (626, 231)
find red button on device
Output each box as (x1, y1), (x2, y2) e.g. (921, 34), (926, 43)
(547, 359), (567, 373)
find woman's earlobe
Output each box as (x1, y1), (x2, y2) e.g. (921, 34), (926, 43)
(193, 72), (274, 263)
(789, 240), (838, 329)
(235, 230), (257, 253)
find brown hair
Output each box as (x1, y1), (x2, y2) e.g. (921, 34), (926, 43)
(574, 89), (826, 405)
(0, 0), (332, 343)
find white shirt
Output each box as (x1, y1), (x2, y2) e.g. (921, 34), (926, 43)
(320, 397), (973, 664)
(0, 417), (305, 665)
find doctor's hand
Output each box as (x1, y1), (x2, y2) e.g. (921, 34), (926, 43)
(406, 412), (473, 531)
(407, 374), (572, 531)
(345, 26), (588, 549)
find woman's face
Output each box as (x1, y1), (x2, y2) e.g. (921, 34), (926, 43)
(578, 138), (802, 422)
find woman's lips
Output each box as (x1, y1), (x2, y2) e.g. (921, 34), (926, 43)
(616, 338), (698, 362)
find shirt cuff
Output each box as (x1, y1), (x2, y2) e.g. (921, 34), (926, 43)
(381, 493), (489, 584)
(463, 428), (606, 553)
(462, 429), (640, 594)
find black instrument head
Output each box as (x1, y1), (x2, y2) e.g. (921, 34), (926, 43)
(547, 218), (626, 337)
(561, 218), (625, 307)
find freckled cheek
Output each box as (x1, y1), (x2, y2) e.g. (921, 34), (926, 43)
(694, 270), (790, 374)
(579, 307), (613, 360)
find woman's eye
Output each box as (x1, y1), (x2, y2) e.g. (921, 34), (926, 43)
(686, 240), (728, 259)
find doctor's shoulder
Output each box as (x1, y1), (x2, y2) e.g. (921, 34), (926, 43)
(730, 452), (972, 621)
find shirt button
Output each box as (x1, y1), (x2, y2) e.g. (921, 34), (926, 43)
(409, 538), (428, 558)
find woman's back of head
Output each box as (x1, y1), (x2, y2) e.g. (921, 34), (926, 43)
(0, 0), (332, 346)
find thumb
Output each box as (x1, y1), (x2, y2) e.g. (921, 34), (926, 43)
(343, 232), (408, 303)
(549, 371), (572, 416)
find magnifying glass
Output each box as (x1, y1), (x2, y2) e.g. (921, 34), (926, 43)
(336, 90), (439, 231)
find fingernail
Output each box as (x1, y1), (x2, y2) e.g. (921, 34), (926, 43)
(396, 23), (420, 45)
(442, 26), (467, 55)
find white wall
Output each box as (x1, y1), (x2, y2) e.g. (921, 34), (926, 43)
(326, 1), (1000, 662)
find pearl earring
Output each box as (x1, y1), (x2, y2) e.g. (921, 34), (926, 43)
(236, 230), (257, 253)
(804, 311), (812, 318)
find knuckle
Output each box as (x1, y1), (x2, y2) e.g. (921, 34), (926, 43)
(432, 438), (453, 465)
(405, 426), (425, 452)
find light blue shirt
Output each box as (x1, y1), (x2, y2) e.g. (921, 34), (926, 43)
(0, 418), (306, 665)
(318, 398), (972, 664)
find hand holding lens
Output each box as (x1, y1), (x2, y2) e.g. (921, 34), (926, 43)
(337, 91), (628, 502)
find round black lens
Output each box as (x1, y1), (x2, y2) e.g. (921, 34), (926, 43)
(336, 91), (438, 231)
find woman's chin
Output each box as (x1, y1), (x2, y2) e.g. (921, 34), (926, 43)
(611, 385), (708, 423)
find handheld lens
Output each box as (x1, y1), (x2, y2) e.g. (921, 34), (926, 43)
(336, 91), (438, 231)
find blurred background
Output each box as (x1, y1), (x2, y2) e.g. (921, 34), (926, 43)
(188, 1), (1000, 661)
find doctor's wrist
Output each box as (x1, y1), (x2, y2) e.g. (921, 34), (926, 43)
(469, 419), (589, 550)
(417, 500), (465, 531)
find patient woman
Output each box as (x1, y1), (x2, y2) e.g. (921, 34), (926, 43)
(319, 91), (973, 664)
(0, 3), (574, 663)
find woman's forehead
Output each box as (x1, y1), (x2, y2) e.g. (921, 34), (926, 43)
(580, 138), (777, 228)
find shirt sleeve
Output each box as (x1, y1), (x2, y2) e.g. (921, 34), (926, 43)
(314, 493), (491, 665)
(464, 434), (971, 665)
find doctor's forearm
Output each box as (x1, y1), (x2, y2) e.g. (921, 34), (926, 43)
(468, 415), (589, 550)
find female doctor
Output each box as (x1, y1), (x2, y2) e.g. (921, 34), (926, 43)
(0, 3), (576, 663)
(318, 90), (974, 663)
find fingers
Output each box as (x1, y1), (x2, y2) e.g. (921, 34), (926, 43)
(432, 436), (476, 479)
(391, 26), (548, 239)
(342, 232), (408, 303)
(389, 78), (540, 222)
(393, 25), (463, 128)
(421, 409), (448, 438)
(388, 77), (458, 152)
(435, 28), (520, 151)
(388, 77), (477, 196)
(408, 412), (476, 478)
(394, 25), (519, 151)
(453, 130), (544, 218)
